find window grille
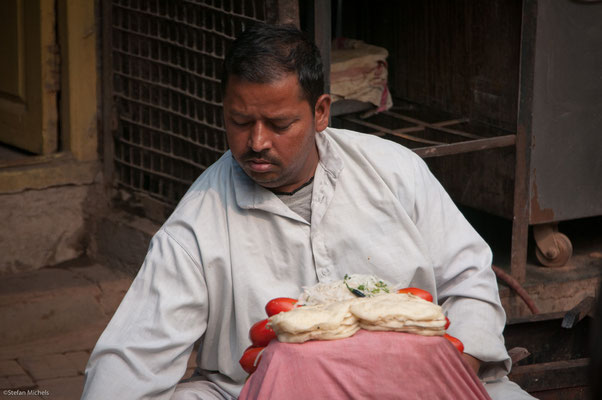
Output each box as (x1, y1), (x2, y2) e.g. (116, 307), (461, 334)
(109, 0), (267, 207)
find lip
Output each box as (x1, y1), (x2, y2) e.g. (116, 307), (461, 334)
(247, 159), (274, 172)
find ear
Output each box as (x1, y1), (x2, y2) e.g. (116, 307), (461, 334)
(314, 94), (331, 132)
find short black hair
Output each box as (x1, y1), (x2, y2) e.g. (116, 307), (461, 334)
(221, 23), (324, 110)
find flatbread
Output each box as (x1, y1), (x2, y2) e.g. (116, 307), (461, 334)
(269, 299), (359, 334)
(351, 293), (446, 336)
(268, 292), (446, 344)
(269, 299), (361, 343)
(350, 293), (443, 322)
(276, 323), (361, 343)
(360, 324), (444, 336)
(351, 293), (443, 319)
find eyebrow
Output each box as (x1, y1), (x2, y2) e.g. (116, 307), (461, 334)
(228, 110), (299, 122)
(269, 116), (299, 122)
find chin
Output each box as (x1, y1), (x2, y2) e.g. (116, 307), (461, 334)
(245, 171), (280, 187)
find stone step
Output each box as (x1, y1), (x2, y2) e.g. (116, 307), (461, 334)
(0, 259), (132, 347)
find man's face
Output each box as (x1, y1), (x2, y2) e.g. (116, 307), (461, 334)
(223, 74), (330, 193)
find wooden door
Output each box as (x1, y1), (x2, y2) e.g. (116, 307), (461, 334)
(0, 0), (58, 155)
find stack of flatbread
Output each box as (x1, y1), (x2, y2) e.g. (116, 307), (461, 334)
(269, 293), (446, 344)
(269, 299), (360, 343)
(351, 293), (446, 336)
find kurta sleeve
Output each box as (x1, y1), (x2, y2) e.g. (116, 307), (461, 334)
(410, 155), (511, 381)
(81, 229), (209, 399)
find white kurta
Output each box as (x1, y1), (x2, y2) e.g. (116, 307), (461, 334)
(82, 127), (511, 399)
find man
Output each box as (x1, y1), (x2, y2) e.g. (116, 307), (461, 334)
(82, 23), (534, 399)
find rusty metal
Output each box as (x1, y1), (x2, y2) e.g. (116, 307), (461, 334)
(509, 0), (602, 275)
(324, 0), (602, 285)
(343, 117), (443, 145)
(333, 105), (516, 159)
(533, 224), (561, 261)
(526, 0), (602, 225)
(533, 223), (574, 268)
(413, 135), (516, 159)
(383, 111), (479, 140)
(508, 0), (538, 284)
(492, 265), (539, 314)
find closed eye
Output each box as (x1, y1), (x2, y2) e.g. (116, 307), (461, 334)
(230, 118), (251, 127)
(270, 120), (296, 131)
(271, 123), (292, 131)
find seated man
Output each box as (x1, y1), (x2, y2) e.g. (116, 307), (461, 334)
(82, 23), (534, 399)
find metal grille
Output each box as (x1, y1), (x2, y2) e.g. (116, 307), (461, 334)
(110, 0), (266, 205)
(332, 99), (516, 159)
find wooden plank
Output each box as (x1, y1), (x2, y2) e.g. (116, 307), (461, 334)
(530, 386), (589, 400)
(508, 358), (589, 393)
(507, 311), (566, 326)
(101, 0), (115, 188)
(58, 0), (98, 161)
(561, 296), (595, 329)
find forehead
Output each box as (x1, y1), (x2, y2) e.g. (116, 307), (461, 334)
(223, 74), (310, 115)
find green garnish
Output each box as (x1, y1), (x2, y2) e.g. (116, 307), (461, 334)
(343, 274), (391, 297)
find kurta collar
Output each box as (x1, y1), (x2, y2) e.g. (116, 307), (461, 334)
(311, 129), (344, 227)
(231, 129), (344, 224)
(315, 129), (344, 180)
(231, 155), (307, 223)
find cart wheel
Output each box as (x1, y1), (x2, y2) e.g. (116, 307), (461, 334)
(535, 232), (573, 267)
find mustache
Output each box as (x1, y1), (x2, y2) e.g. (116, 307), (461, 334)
(240, 150), (279, 164)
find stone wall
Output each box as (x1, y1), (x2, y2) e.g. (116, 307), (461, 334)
(88, 209), (159, 276)
(0, 184), (96, 276)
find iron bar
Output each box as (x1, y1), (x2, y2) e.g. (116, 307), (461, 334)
(384, 111), (480, 139)
(344, 117), (444, 145)
(413, 135), (516, 158)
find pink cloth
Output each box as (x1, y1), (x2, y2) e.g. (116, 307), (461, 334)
(239, 330), (491, 400)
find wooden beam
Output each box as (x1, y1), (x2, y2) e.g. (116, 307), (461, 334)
(58, 0), (98, 161)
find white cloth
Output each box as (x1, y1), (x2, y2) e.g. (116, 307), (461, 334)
(82, 127), (513, 399)
(485, 377), (537, 400)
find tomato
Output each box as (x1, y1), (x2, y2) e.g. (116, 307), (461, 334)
(265, 297), (298, 317)
(443, 333), (464, 353)
(249, 318), (276, 347)
(444, 316), (451, 330)
(397, 287), (434, 302)
(239, 346), (265, 374)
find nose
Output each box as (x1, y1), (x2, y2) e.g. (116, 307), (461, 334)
(248, 122), (271, 153)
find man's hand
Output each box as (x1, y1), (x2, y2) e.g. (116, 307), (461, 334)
(462, 353), (481, 375)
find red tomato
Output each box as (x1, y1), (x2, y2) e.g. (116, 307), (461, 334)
(444, 316), (451, 330)
(265, 297), (298, 317)
(239, 346), (265, 374)
(397, 287), (434, 302)
(249, 318), (276, 347)
(443, 333), (464, 353)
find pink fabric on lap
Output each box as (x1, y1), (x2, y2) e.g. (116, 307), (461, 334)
(239, 330), (491, 400)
